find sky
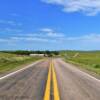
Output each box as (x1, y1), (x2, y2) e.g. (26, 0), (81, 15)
(0, 0), (100, 50)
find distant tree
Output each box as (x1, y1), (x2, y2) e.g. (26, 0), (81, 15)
(53, 51), (59, 55)
(1, 50), (60, 57)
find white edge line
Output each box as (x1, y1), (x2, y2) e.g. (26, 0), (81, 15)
(79, 69), (100, 82)
(61, 59), (100, 82)
(0, 60), (43, 81)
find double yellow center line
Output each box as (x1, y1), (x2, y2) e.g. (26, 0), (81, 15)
(44, 60), (60, 100)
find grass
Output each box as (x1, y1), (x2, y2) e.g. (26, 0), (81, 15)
(0, 52), (42, 74)
(61, 50), (100, 75)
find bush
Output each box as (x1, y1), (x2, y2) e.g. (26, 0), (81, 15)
(93, 64), (100, 68)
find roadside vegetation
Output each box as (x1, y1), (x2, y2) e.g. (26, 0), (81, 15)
(61, 50), (100, 75)
(0, 52), (42, 74)
(2, 50), (60, 57)
(0, 50), (60, 74)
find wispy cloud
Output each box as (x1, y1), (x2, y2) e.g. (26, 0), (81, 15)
(11, 37), (49, 42)
(5, 28), (22, 33)
(0, 38), (9, 42)
(10, 13), (20, 17)
(42, 0), (100, 16)
(1, 36), (58, 44)
(40, 28), (53, 33)
(1, 26), (100, 46)
(40, 28), (65, 37)
(0, 20), (22, 26)
(63, 33), (100, 42)
(0, 28), (64, 43)
(0, 27), (22, 34)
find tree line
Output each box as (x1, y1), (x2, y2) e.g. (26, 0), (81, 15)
(1, 50), (60, 57)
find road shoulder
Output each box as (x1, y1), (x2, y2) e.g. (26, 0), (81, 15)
(0, 59), (45, 79)
(62, 58), (100, 80)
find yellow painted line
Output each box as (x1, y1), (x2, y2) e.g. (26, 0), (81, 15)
(52, 61), (60, 100)
(44, 62), (52, 100)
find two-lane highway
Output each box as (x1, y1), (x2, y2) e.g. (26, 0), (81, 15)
(0, 58), (100, 100)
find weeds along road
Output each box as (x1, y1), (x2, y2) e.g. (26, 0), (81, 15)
(0, 58), (100, 100)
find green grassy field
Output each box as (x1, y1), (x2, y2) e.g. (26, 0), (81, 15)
(0, 52), (42, 74)
(61, 51), (100, 75)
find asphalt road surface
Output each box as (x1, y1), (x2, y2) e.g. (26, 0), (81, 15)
(0, 58), (100, 100)
(54, 59), (100, 100)
(0, 60), (50, 100)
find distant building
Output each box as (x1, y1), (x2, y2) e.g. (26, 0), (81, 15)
(29, 54), (45, 57)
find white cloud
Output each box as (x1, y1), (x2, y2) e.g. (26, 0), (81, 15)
(4, 28), (22, 33)
(40, 28), (53, 33)
(64, 33), (100, 42)
(11, 37), (49, 42)
(47, 32), (64, 37)
(0, 20), (22, 26)
(10, 28), (64, 38)
(42, 0), (100, 16)
(10, 13), (20, 17)
(0, 28), (22, 34)
(1, 32), (100, 45)
(10, 36), (58, 43)
(40, 28), (65, 37)
(0, 27), (64, 43)
(0, 38), (9, 42)
(1, 25), (100, 45)
(10, 33), (100, 43)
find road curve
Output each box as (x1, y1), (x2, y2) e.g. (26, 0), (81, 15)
(54, 58), (100, 100)
(0, 60), (49, 100)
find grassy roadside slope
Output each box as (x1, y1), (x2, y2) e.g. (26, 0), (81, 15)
(0, 52), (42, 74)
(61, 51), (100, 75)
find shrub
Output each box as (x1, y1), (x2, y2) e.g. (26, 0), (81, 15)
(93, 64), (100, 68)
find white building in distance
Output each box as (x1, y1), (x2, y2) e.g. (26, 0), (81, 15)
(29, 54), (45, 57)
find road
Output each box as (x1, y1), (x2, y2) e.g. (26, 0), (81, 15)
(54, 59), (100, 100)
(0, 60), (50, 100)
(0, 58), (100, 100)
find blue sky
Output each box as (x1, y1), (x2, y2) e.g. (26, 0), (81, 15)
(0, 0), (100, 50)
